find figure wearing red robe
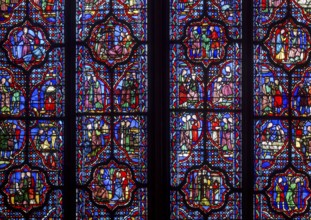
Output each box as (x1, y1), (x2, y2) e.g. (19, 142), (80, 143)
(120, 171), (128, 199)
(273, 80), (282, 108)
(27, 173), (36, 202)
(46, 0), (55, 13)
(179, 84), (187, 105)
(13, 124), (21, 150)
(179, 69), (188, 106)
(276, 179), (286, 208)
(212, 180), (220, 203)
(274, 90), (282, 107)
(192, 120), (200, 142)
(45, 83), (56, 111)
(130, 73), (139, 109)
(262, 0), (267, 10)
(47, 153), (57, 169)
(33, 34), (40, 50)
(296, 128), (303, 140)
(210, 26), (220, 58)
(211, 31), (219, 48)
(45, 95), (56, 111)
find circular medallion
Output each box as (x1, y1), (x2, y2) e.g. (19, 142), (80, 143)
(181, 165), (230, 213)
(183, 17), (228, 68)
(88, 161), (136, 210)
(3, 164), (50, 213)
(267, 168), (311, 217)
(3, 21), (51, 71)
(88, 17), (136, 67)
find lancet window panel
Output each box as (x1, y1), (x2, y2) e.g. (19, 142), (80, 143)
(75, 0), (149, 219)
(253, 0), (311, 218)
(169, 0), (242, 218)
(0, 0), (65, 218)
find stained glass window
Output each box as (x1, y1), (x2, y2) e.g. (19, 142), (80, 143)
(0, 0), (64, 218)
(169, 0), (242, 218)
(254, 0), (311, 218)
(3, 0), (311, 219)
(76, 0), (148, 219)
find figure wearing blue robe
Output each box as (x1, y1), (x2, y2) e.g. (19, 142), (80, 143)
(300, 30), (306, 50)
(296, 180), (303, 209)
(111, 172), (123, 201)
(103, 169), (112, 192)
